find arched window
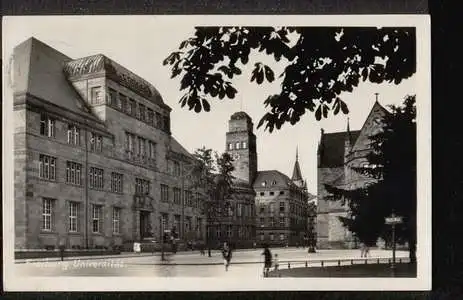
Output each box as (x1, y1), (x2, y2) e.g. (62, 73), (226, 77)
(228, 143), (233, 150)
(241, 141), (247, 149)
(235, 142), (241, 149)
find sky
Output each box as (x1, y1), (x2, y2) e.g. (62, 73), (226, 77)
(2, 16), (418, 194)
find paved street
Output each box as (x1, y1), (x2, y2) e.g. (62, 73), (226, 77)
(14, 248), (409, 277)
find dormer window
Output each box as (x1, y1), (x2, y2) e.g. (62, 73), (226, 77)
(272, 180), (277, 185)
(261, 181), (267, 187)
(91, 87), (102, 104)
(242, 141), (247, 149)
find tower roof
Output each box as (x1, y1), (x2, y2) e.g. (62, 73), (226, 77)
(230, 111), (252, 121)
(291, 148), (303, 181)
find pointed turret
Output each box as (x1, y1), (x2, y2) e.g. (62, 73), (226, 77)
(292, 147), (304, 187)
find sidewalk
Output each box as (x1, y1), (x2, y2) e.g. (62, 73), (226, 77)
(14, 246), (303, 264)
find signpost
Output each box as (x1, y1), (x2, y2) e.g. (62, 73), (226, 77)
(385, 212), (403, 275)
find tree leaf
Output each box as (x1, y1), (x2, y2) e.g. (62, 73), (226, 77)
(264, 65), (275, 82)
(202, 98), (211, 112)
(315, 105), (322, 121)
(340, 100), (349, 114)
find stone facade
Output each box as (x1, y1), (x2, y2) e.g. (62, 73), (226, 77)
(317, 101), (389, 249)
(13, 37), (205, 250)
(224, 112), (314, 248)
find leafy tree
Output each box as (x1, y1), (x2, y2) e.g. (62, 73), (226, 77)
(190, 147), (235, 256)
(325, 95), (416, 263)
(164, 27), (415, 132)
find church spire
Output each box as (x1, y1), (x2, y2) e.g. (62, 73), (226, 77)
(292, 147), (303, 183)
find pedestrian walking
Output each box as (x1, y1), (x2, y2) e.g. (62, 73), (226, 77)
(273, 254), (279, 271)
(261, 245), (272, 277)
(364, 245), (370, 258)
(222, 242), (232, 271)
(360, 242), (366, 257)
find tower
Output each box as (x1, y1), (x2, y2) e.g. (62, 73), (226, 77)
(292, 147), (304, 188)
(225, 112), (258, 185)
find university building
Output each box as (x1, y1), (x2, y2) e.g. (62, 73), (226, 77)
(222, 112), (314, 248)
(13, 37), (205, 250)
(316, 100), (389, 249)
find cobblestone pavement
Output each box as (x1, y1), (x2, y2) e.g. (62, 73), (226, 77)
(14, 248), (409, 277)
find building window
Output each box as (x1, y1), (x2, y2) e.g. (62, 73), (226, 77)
(161, 213), (168, 230)
(260, 217), (265, 225)
(279, 217), (285, 227)
(148, 141), (156, 159)
(216, 227), (222, 239)
(40, 113), (55, 137)
(139, 104), (146, 121)
(113, 207), (121, 234)
(92, 205), (102, 233)
(67, 124), (80, 145)
(269, 217), (275, 227)
(260, 232), (265, 241)
(89, 167), (104, 190)
(39, 154), (56, 181)
(241, 141), (247, 149)
(155, 112), (162, 128)
(129, 99), (136, 116)
(280, 233), (285, 241)
(42, 198), (54, 231)
(185, 190), (193, 207)
(228, 143), (233, 150)
(161, 184), (169, 202)
(125, 132), (134, 156)
(270, 191), (275, 196)
(69, 202), (79, 232)
(174, 215), (181, 232)
(137, 137), (146, 158)
(260, 192), (265, 196)
(90, 132), (103, 152)
(235, 142), (240, 149)
(66, 161), (82, 185)
(108, 88), (119, 108)
(147, 108), (154, 125)
(172, 161), (181, 176)
(226, 225), (232, 238)
(119, 93), (128, 112)
(280, 191), (285, 195)
(163, 116), (170, 132)
(270, 233), (274, 241)
(173, 188), (181, 205)
(260, 206), (265, 213)
(279, 202), (285, 212)
(91, 87), (102, 104)
(111, 172), (123, 193)
(135, 178), (150, 195)
(185, 217), (192, 233)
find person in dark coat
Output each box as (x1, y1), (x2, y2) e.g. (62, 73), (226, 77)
(222, 242), (233, 271)
(262, 245), (272, 277)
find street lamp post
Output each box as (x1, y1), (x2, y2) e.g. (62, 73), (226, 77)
(385, 212), (403, 276)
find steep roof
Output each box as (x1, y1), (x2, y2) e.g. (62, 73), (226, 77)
(170, 136), (194, 160)
(318, 130), (360, 168)
(253, 170), (294, 189)
(12, 37), (101, 122)
(63, 54), (169, 109)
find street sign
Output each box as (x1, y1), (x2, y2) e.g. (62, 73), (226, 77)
(385, 216), (403, 224)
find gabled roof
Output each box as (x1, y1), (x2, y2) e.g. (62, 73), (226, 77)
(351, 101), (390, 152)
(318, 130), (360, 168)
(12, 37), (101, 123)
(253, 170), (294, 189)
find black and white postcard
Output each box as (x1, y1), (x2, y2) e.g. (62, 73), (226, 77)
(2, 15), (431, 291)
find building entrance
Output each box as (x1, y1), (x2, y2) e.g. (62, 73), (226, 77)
(139, 210), (151, 241)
